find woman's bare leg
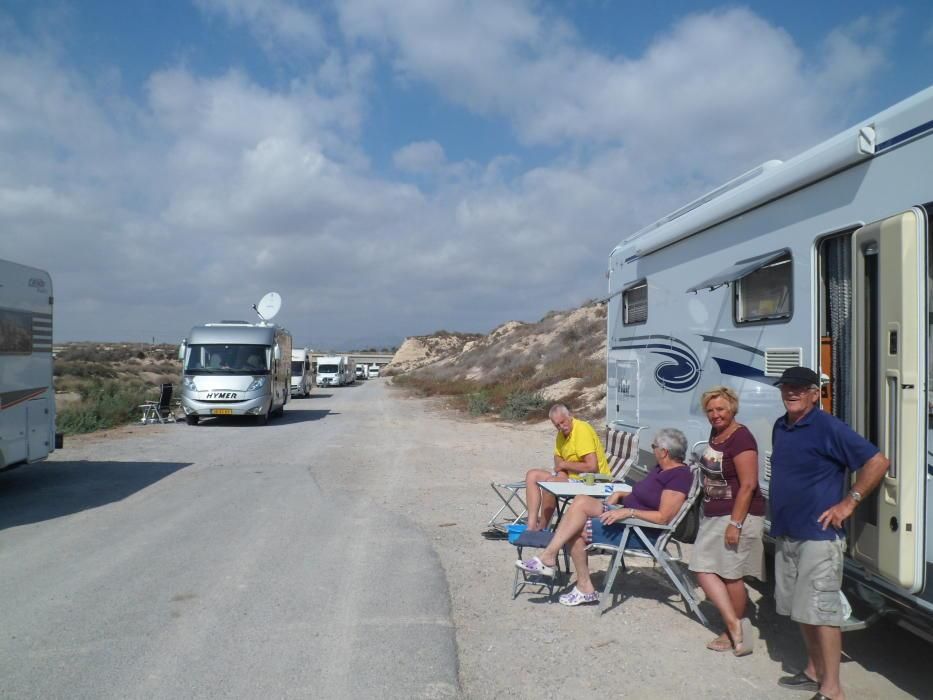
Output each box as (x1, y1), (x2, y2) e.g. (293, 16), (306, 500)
(537, 496), (604, 566)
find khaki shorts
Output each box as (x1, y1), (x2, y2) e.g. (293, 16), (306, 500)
(775, 536), (845, 626)
(688, 514), (766, 581)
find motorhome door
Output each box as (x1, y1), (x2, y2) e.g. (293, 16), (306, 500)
(849, 208), (926, 593)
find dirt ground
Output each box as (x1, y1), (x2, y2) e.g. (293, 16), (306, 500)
(60, 387), (930, 699)
(381, 388), (929, 700)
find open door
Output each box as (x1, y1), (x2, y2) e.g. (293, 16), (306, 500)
(849, 208), (926, 593)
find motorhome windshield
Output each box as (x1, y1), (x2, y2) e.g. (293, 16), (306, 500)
(318, 364), (338, 373)
(185, 344), (270, 375)
(291, 361), (304, 374)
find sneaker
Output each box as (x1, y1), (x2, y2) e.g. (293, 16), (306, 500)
(559, 586), (599, 606)
(515, 556), (555, 578)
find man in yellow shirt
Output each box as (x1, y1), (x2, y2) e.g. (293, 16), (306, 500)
(524, 404), (609, 531)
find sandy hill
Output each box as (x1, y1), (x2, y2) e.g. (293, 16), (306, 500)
(385, 302), (607, 420)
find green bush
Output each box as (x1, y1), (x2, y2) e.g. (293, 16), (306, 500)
(501, 390), (547, 421)
(467, 390), (492, 416)
(57, 379), (153, 435)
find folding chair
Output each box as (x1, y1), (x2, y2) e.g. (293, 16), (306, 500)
(488, 423), (643, 532)
(511, 529), (570, 601)
(605, 422), (644, 482)
(139, 383), (176, 424)
(487, 479), (528, 533)
(587, 464), (710, 626)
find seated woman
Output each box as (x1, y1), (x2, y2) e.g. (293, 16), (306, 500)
(516, 428), (693, 606)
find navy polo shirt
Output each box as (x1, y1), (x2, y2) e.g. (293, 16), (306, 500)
(770, 407), (880, 541)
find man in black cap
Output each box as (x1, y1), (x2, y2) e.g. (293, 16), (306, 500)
(769, 366), (889, 700)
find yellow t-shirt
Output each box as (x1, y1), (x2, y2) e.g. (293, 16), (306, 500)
(554, 418), (609, 479)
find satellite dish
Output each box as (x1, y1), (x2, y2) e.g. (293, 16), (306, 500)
(254, 292), (282, 322)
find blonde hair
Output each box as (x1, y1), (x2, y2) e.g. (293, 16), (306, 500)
(701, 385), (739, 415)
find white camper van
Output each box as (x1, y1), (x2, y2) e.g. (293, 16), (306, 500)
(179, 321), (292, 425)
(607, 86), (933, 638)
(0, 258), (59, 470)
(355, 364), (369, 380)
(316, 355), (354, 387)
(291, 348), (313, 397)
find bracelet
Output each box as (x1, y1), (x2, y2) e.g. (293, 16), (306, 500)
(729, 519), (744, 530)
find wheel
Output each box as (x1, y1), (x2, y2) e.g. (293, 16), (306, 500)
(256, 407), (270, 426)
(186, 415), (199, 426)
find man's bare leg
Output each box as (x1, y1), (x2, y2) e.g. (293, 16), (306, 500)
(804, 624), (844, 700)
(799, 623), (825, 688)
(523, 468), (551, 530)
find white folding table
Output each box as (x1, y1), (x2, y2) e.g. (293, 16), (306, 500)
(539, 481), (633, 525)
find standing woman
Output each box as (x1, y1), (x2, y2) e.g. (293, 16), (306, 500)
(689, 386), (767, 656)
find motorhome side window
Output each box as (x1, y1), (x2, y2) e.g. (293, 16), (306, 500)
(734, 254), (792, 324)
(0, 309), (33, 354)
(623, 281), (648, 325)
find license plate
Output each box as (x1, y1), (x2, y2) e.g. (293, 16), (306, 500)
(212, 409), (234, 415)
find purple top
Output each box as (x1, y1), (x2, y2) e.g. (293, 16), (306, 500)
(699, 425), (765, 518)
(624, 464), (692, 511)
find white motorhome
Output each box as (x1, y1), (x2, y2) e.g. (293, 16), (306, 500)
(607, 86), (933, 638)
(0, 258), (59, 470)
(291, 347), (313, 397)
(369, 364), (381, 377)
(316, 355), (354, 387)
(179, 321), (292, 425)
(355, 364), (369, 380)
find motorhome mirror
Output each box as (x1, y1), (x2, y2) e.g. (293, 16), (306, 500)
(178, 339), (186, 360)
(274, 344), (282, 361)
(255, 292), (282, 322)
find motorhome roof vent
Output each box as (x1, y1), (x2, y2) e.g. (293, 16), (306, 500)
(764, 348), (803, 376)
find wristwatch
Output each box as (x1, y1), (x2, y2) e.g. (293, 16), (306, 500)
(729, 519), (744, 529)
(849, 489), (863, 504)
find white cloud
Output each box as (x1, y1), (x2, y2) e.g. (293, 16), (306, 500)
(0, 4), (901, 347)
(195, 0), (326, 55)
(393, 140), (446, 172)
(339, 2), (891, 178)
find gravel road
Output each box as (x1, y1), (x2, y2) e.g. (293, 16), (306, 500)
(1, 380), (929, 699)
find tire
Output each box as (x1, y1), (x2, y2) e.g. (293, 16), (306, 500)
(186, 415), (199, 426)
(256, 407), (270, 426)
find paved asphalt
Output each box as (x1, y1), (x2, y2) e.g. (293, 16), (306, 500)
(0, 380), (460, 699)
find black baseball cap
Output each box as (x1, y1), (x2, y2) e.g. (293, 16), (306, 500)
(774, 366), (820, 387)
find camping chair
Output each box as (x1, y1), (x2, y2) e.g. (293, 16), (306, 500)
(139, 383), (175, 424)
(487, 423), (644, 533)
(605, 422), (644, 482)
(587, 463), (710, 626)
(511, 529), (571, 602)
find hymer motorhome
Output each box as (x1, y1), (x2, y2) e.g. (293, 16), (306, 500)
(0, 258), (59, 469)
(179, 321), (292, 425)
(607, 86), (933, 639)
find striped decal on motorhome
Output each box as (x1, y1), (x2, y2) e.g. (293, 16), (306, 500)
(32, 312), (52, 352)
(0, 387), (48, 410)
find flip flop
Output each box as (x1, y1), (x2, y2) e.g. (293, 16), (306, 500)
(732, 618), (756, 657)
(706, 633), (732, 652)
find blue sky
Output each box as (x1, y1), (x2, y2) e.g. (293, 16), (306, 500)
(1, 1), (931, 348)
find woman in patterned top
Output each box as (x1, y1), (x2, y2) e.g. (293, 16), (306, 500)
(689, 386), (766, 656)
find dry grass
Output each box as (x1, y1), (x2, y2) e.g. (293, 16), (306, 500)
(392, 301), (608, 421)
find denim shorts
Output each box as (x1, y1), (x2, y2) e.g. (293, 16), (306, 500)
(588, 516), (661, 552)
